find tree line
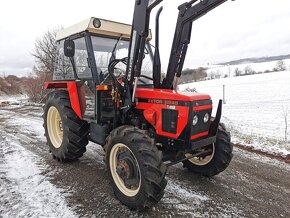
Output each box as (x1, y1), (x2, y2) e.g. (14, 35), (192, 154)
(0, 29), (59, 102)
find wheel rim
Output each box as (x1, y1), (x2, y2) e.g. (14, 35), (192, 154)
(47, 106), (63, 148)
(186, 144), (215, 166)
(109, 143), (141, 197)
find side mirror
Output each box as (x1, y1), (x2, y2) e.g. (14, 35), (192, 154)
(64, 40), (75, 57)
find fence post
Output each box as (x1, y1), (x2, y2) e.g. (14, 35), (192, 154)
(223, 84), (226, 104)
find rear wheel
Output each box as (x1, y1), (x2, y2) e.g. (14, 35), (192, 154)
(105, 126), (167, 209)
(43, 90), (89, 161)
(183, 125), (233, 176)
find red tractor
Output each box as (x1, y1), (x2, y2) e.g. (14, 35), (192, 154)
(43, 0), (232, 209)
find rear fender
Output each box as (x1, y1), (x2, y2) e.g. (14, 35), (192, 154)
(44, 81), (85, 119)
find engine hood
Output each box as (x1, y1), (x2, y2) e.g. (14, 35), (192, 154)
(135, 88), (211, 102)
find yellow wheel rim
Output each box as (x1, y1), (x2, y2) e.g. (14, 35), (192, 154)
(47, 106), (63, 148)
(186, 144), (215, 166)
(109, 143), (141, 197)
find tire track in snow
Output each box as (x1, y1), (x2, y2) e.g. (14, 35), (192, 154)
(0, 129), (76, 218)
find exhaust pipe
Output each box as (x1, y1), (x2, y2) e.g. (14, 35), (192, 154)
(153, 6), (163, 88)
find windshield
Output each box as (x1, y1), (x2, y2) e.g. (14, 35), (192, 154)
(91, 36), (153, 84)
(54, 35), (154, 84)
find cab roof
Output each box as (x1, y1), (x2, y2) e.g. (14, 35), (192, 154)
(56, 17), (152, 41)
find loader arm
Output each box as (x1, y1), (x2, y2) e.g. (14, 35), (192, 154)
(125, 0), (163, 99)
(161, 0), (228, 89)
(126, 0), (159, 82)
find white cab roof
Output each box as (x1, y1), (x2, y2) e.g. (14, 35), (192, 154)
(57, 17), (138, 41)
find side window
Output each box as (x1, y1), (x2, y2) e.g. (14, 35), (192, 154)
(74, 38), (92, 79)
(53, 41), (75, 80)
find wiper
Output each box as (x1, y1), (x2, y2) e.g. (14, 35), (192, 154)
(110, 36), (122, 63)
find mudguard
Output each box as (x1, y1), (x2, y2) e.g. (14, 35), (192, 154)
(44, 81), (84, 119)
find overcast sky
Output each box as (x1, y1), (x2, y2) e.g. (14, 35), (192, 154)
(1, 0), (290, 76)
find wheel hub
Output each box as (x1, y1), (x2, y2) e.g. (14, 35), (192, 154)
(116, 151), (139, 189)
(109, 143), (141, 197)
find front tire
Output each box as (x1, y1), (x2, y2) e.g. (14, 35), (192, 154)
(105, 126), (167, 209)
(183, 125), (233, 177)
(43, 90), (89, 161)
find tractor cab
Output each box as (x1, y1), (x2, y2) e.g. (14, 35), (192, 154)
(52, 17), (155, 120)
(53, 17), (154, 86)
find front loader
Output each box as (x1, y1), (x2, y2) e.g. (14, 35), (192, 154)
(43, 0), (233, 209)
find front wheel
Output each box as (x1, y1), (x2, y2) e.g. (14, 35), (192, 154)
(183, 125), (233, 177)
(105, 126), (167, 209)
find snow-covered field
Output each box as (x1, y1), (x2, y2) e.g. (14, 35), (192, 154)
(206, 59), (290, 77)
(180, 70), (290, 157)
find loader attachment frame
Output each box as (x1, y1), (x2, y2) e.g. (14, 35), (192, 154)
(161, 0), (228, 89)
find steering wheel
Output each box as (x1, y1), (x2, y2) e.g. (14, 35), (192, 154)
(101, 67), (126, 85)
(138, 75), (153, 84)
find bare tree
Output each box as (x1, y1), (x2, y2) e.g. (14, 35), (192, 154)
(274, 60), (286, 72)
(234, 67), (241, 77)
(32, 28), (61, 78)
(244, 65), (255, 75)
(27, 28), (61, 102)
(180, 67), (207, 83)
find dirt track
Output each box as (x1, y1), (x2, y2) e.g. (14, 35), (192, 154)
(1, 105), (289, 217)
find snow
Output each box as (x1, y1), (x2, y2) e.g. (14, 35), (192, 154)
(0, 135), (77, 218)
(206, 59), (290, 77)
(10, 116), (45, 140)
(179, 68), (290, 157)
(0, 95), (27, 105)
(0, 104), (76, 218)
(162, 179), (243, 217)
(166, 180), (209, 202)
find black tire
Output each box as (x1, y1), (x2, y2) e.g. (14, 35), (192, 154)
(104, 126), (167, 210)
(43, 90), (89, 161)
(183, 125), (233, 177)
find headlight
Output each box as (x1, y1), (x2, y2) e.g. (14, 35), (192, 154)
(204, 113), (209, 123)
(93, 18), (101, 28)
(192, 115), (198, 126)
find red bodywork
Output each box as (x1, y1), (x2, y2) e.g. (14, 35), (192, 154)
(44, 82), (85, 119)
(135, 88), (212, 139)
(45, 82), (212, 140)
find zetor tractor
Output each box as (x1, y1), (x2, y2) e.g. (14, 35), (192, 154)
(43, 0), (233, 209)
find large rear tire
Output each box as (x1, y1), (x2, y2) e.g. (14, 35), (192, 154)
(105, 126), (167, 210)
(183, 125), (233, 177)
(43, 90), (89, 161)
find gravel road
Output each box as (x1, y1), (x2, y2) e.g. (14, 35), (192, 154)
(0, 105), (289, 217)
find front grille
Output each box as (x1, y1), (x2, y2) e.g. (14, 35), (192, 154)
(162, 109), (178, 134)
(191, 109), (212, 136)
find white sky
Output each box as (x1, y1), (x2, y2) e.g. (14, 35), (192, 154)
(1, 0), (290, 76)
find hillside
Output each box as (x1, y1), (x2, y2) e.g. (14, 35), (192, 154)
(179, 71), (290, 157)
(218, 54), (290, 65)
(206, 58), (290, 79)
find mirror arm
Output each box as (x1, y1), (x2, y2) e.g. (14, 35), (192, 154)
(69, 57), (79, 80)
